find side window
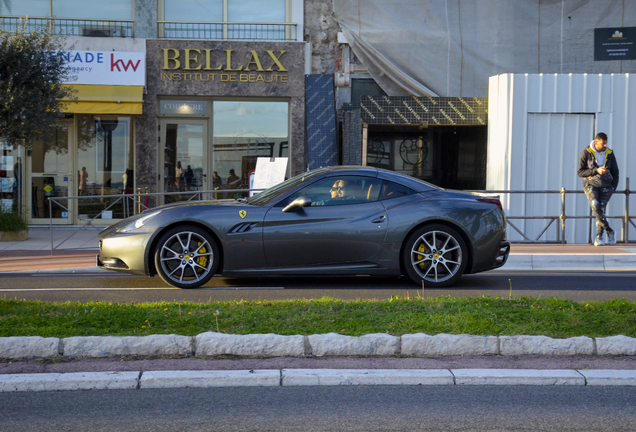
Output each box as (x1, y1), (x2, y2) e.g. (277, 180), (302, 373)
(379, 180), (415, 200)
(284, 176), (383, 207)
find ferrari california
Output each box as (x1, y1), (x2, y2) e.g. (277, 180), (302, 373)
(97, 166), (509, 288)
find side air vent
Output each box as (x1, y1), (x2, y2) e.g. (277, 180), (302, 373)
(229, 223), (257, 234)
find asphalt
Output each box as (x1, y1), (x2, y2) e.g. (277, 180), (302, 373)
(1, 227), (636, 391)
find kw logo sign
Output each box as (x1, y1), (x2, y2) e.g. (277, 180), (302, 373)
(111, 53), (141, 72)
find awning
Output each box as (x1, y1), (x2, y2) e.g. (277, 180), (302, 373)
(60, 85), (143, 115)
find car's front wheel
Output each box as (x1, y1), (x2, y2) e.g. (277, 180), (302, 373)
(154, 226), (219, 289)
(402, 224), (468, 288)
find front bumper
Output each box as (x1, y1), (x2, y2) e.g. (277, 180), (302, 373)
(97, 230), (153, 276)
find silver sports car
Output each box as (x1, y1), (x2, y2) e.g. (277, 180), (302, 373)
(98, 166), (509, 288)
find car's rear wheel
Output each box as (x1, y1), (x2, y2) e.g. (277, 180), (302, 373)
(154, 226), (219, 289)
(402, 224), (468, 288)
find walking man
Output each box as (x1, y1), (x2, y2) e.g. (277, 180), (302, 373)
(577, 132), (619, 246)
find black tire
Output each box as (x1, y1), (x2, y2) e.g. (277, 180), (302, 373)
(402, 224), (468, 288)
(154, 225), (219, 289)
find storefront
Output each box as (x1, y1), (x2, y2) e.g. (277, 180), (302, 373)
(137, 40), (306, 203)
(2, 45), (145, 225)
(343, 95), (489, 191)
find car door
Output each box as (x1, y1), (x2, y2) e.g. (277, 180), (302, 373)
(262, 176), (388, 268)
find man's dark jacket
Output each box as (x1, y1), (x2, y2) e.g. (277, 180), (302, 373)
(577, 145), (619, 189)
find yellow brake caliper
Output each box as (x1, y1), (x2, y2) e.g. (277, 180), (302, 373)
(417, 243), (428, 269)
(197, 242), (208, 272)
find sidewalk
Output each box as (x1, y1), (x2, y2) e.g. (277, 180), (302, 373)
(2, 227), (636, 273)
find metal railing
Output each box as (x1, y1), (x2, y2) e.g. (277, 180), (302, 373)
(46, 187), (261, 253)
(157, 21), (297, 41)
(46, 178), (635, 253)
(0, 16), (135, 37)
(472, 177), (633, 244)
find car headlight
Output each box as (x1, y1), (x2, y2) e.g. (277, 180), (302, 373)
(118, 211), (161, 232)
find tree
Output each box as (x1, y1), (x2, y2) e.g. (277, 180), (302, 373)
(0, 19), (75, 149)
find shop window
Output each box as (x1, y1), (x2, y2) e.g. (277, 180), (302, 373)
(212, 101), (289, 196)
(76, 115), (134, 220)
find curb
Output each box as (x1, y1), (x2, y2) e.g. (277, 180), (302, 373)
(498, 254), (636, 271)
(3, 369), (636, 392)
(2, 333), (636, 360)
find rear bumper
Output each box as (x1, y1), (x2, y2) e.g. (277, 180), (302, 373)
(492, 240), (511, 268)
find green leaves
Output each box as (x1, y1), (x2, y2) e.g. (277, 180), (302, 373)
(0, 19), (75, 149)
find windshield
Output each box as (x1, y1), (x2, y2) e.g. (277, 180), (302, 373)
(246, 170), (324, 206)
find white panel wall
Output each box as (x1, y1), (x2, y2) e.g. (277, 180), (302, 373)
(487, 73), (636, 243)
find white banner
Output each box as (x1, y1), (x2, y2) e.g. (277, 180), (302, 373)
(62, 50), (145, 86)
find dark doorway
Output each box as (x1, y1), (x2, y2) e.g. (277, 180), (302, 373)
(366, 125), (487, 190)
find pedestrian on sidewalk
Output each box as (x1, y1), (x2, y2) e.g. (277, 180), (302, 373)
(577, 132), (619, 246)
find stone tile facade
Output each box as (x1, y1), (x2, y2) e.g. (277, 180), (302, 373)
(137, 40), (307, 193)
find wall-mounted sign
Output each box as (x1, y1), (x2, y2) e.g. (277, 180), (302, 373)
(159, 100), (209, 115)
(60, 50), (146, 85)
(158, 47), (288, 85)
(594, 27), (636, 61)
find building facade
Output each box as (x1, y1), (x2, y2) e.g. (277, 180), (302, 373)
(2, 0), (635, 229)
(1, 0), (310, 224)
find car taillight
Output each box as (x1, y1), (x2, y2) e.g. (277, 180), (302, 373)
(477, 197), (503, 210)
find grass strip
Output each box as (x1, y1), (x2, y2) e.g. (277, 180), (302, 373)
(1, 296), (636, 339)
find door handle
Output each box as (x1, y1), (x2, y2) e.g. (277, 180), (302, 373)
(371, 215), (386, 224)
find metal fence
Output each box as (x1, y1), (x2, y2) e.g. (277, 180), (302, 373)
(0, 17), (135, 38)
(46, 178), (635, 253)
(46, 187), (261, 253)
(472, 178), (633, 244)
(157, 21), (297, 40)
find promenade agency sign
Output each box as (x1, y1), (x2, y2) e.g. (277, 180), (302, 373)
(61, 50), (145, 85)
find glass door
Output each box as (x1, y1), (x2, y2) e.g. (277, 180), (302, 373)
(159, 119), (208, 204)
(27, 123), (74, 224)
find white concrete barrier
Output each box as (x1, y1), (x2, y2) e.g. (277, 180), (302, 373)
(500, 335), (594, 355)
(453, 369), (585, 385)
(578, 369), (636, 386)
(596, 335), (636, 355)
(308, 333), (399, 356)
(0, 336), (59, 359)
(140, 370), (280, 388)
(401, 333), (499, 356)
(195, 332), (305, 357)
(0, 372), (139, 392)
(282, 369), (454, 386)
(62, 335), (193, 358)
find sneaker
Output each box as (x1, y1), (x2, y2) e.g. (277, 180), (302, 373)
(594, 236), (605, 246)
(608, 231), (617, 246)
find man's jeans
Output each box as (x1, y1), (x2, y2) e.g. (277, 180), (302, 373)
(583, 184), (614, 237)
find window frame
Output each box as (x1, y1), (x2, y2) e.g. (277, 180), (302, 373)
(159, 0), (290, 23)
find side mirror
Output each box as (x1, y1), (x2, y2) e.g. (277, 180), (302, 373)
(282, 196), (312, 212)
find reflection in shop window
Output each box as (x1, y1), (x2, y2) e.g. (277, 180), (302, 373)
(30, 126), (71, 220)
(76, 115), (134, 220)
(0, 141), (21, 214)
(212, 101), (289, 197)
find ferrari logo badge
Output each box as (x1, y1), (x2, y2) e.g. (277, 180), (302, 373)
(239, 210), (247, 219)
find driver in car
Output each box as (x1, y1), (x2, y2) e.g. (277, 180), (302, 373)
(314, 179), (357, 205)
